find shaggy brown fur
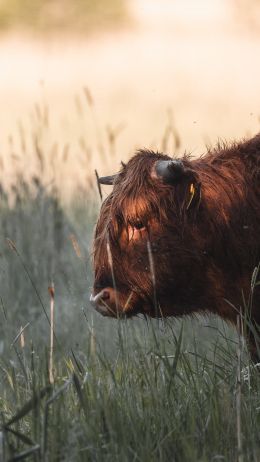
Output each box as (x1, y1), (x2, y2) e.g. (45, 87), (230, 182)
(92, 134), (260, 361)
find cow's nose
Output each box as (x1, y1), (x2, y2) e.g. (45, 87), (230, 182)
(90, 287), (117, 316)
(90, 288), (110, 305)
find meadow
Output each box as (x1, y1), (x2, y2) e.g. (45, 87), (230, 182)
(0, 93), (260, 462)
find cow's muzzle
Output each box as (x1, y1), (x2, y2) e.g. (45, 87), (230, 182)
(90, 287), (119, 317)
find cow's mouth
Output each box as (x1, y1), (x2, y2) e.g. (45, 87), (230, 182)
(90, 288), (146, 318)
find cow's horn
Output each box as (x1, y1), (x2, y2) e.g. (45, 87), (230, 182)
(98, 175), (117, 185)
(155, 160), (185, 183)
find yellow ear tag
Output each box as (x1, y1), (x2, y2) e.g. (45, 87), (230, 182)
(186, 183), (195, 210)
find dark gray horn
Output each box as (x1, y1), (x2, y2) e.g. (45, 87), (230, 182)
(98, 174), (117, 185)
(155, 160), (185, 184)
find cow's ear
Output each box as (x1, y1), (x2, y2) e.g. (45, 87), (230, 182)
(153, 159), (201, 211)
(185, 181), (201, 211)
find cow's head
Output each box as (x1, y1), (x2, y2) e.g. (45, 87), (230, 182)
(90, 150), (205, 318)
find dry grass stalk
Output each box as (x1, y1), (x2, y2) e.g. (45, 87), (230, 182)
(6, 238), (17, 252)
(20, 326), (25, 349)
(69, 234), (82, 260)
(48, 282), (55, 385)
(11, 322), (30, 348)
(106, 238), (119, 313)
(106, 240), (113, 270)
(147, 240), (158, 316)
(83, 87), (94, 108)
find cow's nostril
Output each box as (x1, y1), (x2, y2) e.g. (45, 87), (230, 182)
(102, 290), (110, 301)
(90, 288), (114, 308)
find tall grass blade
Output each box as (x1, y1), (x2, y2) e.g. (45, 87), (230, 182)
(5, 386), (51, 427)
(4, 427), (35, 446)
(10, 444), (40, 461)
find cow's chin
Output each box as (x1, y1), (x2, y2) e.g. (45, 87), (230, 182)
(90, 288), (153, 318)
(91, 301), (139, 319)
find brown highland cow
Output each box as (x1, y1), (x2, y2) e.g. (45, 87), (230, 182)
(90, 134), (260, 361)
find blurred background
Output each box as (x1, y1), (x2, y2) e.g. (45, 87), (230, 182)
(1, 0), (260, 195)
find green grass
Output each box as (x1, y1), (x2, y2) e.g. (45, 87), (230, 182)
(0, 100), (260, 461)
(0, 175), (259, 462)
(0, 0), (128, 35)
(2, 309), (260, 461)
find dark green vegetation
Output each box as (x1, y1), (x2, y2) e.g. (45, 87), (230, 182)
(0, 0), (128, 35)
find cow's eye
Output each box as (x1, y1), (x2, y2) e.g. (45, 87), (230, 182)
(127, 220), (146, 242)
(132, 220), (145, 231)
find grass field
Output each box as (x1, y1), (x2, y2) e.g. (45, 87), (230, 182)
(0, 98), (260, 462)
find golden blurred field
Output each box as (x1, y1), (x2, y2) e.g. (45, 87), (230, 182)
(1, 0), (260, 200)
